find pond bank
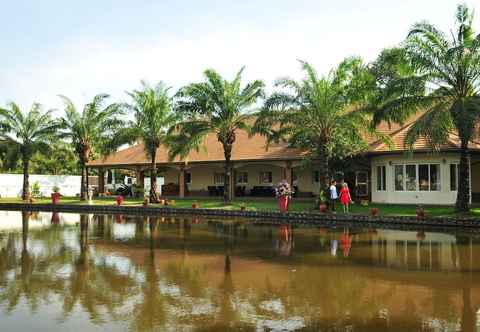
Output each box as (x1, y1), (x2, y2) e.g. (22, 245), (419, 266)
(0, 202), (479, 229)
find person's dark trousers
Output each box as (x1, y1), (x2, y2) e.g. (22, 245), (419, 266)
(330, 198), (336, 211)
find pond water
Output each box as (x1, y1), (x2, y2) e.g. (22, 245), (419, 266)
(0, 211), (478, 331)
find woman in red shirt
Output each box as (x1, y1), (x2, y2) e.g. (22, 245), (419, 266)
(339, 182), (353, 213)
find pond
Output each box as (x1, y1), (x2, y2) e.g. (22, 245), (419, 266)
(0, 211), (478, 331)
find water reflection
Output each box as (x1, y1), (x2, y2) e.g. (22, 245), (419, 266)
(0, 211), (478, 331)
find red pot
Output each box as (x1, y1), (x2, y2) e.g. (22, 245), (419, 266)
(116, 195), (124, 206)
(319, 203), (328, 213)
(370, 208), (379, 216)
(51, 192), (60, 204)
(279, 196), (289, 213)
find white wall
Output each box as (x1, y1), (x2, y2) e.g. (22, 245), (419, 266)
(371, 154), (460, 205)
(0, 174), (81, 198)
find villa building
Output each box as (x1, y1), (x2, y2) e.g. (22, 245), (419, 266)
(87, 119), (480, 205)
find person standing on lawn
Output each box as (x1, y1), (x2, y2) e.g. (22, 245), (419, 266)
(329, 180), (338, 212)
(339, 182), (353, 213)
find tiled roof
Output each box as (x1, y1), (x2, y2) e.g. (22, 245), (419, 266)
(87, 130), (307, 167)
(88, 117), (480, 167)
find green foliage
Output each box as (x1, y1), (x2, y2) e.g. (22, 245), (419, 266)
(52, 185), (60, 193)
(59, 94), (125, 199)
(370, 4), (480, 212)
(255, 59), (382, 190)
(31, 181), (41, 198)
(30, 142), (79, 175)
(170, 67), (265, 203)
(0, 102), (60, 199)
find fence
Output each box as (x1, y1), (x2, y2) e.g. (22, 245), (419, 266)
(0, 174), (81, 198)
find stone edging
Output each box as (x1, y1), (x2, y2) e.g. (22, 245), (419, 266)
(0, 202), (478, 229)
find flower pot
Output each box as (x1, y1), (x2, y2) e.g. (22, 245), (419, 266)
(192, 202), (198, 209)
(143, 198), (149, 207)
(51, 192), (60, 204)
(278, 196), (289, 213)
(116, 195), (124, 206)
(319, 203), (328, 213)
(416, 207), (425, 219)
(370, 208), (379, 216)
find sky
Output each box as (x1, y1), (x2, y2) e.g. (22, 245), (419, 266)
(0, 0), (478, 112)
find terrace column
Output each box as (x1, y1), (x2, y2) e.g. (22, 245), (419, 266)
(136, 169), (145, 189)
(98, 169), (105, 194)
(284, 161), (292, 186)
(179, 166), (185, 198)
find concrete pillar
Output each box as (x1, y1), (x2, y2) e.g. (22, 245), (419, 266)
(284, 161), (292, 186)
(179, 166), (185, 198)
(98, 169), (105, 194)
(137, 169), (145, 189)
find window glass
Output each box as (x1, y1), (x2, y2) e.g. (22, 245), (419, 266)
(185, 172), (191, 184)
(236, 172), (248, 184)
(405, 165), (417, 191)
(419, 164), (429, 191)
(214, 173), (225, 185)
(430, 164), (440, 191)
(259, 171), (272, 184)
(313, 171), (319, 183)
(450, 164), (458, 191)
(382, 166), (386, 191)
(394, 165), (404, 191)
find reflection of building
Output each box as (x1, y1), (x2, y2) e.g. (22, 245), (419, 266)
(368, 230), (459, 271)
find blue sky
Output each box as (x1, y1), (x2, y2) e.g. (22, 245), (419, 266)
(0, 0), (477, 111)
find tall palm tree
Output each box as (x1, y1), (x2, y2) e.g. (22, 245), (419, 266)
(0, 103), (60, 200)
(371, 4), (480, 212)
(170, 68), (265, 204)
(59, 94), (124, 200)
(255, 59), (378, 196)
(124, 81), (177, 202)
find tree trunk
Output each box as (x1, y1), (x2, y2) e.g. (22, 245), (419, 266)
(150, 152), (158, 203)
(456, 140), (470, 213)
(22, 156), (29, 201)
(317, 140), (330, 198)
(223, 144), (232, 205)
(80, 160), (87, 201)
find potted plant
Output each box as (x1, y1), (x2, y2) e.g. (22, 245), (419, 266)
(51, 186), (61, 204)
(318, 190), (328, 212)
(116, 195), (124, 206)
(275, 180), (294, 213)
(370, 207), (379, 216)
(240, 202), (246, 211)
(416, 205), (425, 219)
(192, 200), (199, 209)
(143, 197), (149, 206)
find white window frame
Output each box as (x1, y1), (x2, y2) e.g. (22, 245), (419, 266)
(393, 163), (441, 192)
(259, 171), (273, 184)
(214, 172), (225, 185)
(376, 165), (386, 191)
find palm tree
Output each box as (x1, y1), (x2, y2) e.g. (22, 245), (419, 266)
(59, 94), (124, 200)
(170, 68), (265, 204)
(0, 103), (60, 200)
(124, 81), (177, 203)
(255, 59), (378, 196)
(371, 4), (480, 212)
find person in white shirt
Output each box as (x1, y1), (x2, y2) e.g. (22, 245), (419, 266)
(329, 180), (338, 212)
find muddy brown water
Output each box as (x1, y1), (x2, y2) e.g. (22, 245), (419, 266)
(0, 211), (478, 331)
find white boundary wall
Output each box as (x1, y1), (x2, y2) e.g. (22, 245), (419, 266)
(0, 174), (81, 197)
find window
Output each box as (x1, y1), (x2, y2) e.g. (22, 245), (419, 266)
(394, 165), (404, 191)
(394, 164), (440, 192)
(259, 171), (273, 184)
(292, 170), (299, 185)
(313, 171), (319, 183)
(405, 165), (417, 191)
(419, 164), (440, 191)
(376, 165), (386, 191)
(214, 173), (225, 185)
(185, 172), (191, 184)
(236, 172), (248, 184)
(450, 164), (459, 191)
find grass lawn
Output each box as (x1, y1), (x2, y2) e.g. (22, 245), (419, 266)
(0, 196), (479, 217)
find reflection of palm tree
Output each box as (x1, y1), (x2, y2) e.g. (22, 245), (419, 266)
(130, 217), (167, 331)
(456, 235), (476, 332)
